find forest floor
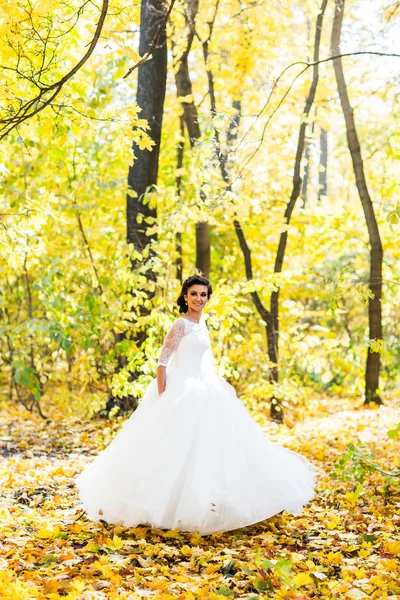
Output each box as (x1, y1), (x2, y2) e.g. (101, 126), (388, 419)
(0, 394), (399, 600)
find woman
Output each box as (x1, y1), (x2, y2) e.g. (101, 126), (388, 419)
(75, 275), (315, 535)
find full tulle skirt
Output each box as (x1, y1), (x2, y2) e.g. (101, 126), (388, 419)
(75, 369), (316, 535)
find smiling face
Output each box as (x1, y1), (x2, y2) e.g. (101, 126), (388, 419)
(184, 284), (209, 313)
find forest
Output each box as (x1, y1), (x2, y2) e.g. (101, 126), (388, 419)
(0, 0), (399, 598)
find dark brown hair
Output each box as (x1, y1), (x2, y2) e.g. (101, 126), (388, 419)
(176, 275), (213, 314)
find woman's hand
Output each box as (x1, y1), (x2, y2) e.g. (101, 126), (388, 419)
(156, 365), (167, 396)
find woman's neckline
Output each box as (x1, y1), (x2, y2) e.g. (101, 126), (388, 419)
(179, 315), (203, 324)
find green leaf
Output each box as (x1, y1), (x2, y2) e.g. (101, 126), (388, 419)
(215, 585), (234, 596)
(85, 292), (96, 315)
(363, 534), (377, 542)
(387, 210), (399, 225)
(274, 558), (293, 580)
(254, 547), (263, 568)
(387, 425), (400, 440)
(40, 555), (59, 564)
(253, 578), (272, 593)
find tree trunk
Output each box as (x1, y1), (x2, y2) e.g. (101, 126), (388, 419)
(127, 0), (168, 254)
(301, 137), (311, 208)
(174, 0), (200, 146)
(175, 115), (185, 283)
(301, 121), (315, 208)
(318, 128), (328, 201)
(99, 0), (168, 418)
(233, 218), (278, 392)
(195, 222), (211, 277)
(174, 0), (210, 277)
(331, 0), (383, 404)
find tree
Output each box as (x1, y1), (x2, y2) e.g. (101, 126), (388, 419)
(127, 0), (168, 256)
(173, 0), (210, 277)
(331, 0), (383, 404)
(200, 0), (328, 422)
(318, 128), (328, 201)
(266, 0), (328, 418)
(301, 124), (313, 208)
(102, 0), (169, 417)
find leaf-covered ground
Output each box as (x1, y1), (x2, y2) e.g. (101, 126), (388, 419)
(1, 397), (399, 600)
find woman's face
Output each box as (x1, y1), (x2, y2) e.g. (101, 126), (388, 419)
(184, 284), (209, 312)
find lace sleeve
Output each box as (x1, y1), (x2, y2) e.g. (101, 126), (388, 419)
(157, 319), (185, 367)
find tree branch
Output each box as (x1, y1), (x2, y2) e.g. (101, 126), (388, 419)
(123, 0), (176, 79)
(235, 51), (400, 180)
(0, 0), (109, 140)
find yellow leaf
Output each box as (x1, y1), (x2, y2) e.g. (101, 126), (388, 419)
(293, 572), (313, 586)
(369, 575), (386, 587)
(37, 528), (53, 539)
(383, 541), (400, 555)
(326, 516), (341, 530)
(190, 533), (204, 545)
(204, 564), (220, 574)
(181, 545), (192, 556)
(326, 552), (343, 564)
(43, 579), (60, 593)
(71, 579), (86, 593)
(306, 560), (316, 569)
(355, 567), (366, 579)
(85, 541), (102, 553)
(345, 545), (360, 553)
(105, 534), (125, 550)
(378, 559), (397, 571)
(137, 136), (155, 151)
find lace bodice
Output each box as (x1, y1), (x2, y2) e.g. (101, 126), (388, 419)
(156, 315), (214, 375)
(157, 319), (186, 367)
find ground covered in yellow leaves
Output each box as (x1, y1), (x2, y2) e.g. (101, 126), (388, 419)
(1, 397), (399, 600)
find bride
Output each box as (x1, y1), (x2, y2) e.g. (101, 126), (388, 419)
(75, 275), (316, 535)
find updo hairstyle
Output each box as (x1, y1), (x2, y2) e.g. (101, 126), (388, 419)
(177, 275), (213, 314)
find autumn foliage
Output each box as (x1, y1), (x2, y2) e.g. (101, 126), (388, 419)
(1, 397), (400, 599)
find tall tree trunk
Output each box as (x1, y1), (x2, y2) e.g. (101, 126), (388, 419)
(174, 0), (210, 277)
(195, 222), (210, 275)
(331, 0), (383, 404)
(233, 218), (280, 415)
(301, 14), (315, 209)
(301, 136), (311, 208)
(99, 0), (168, 418)
(301, 121), (315, 208)
(175, 115), (185, 283)
(127, 0), (168, 255)
(318, 127), (328, 201)
(174, 0), (200, 145)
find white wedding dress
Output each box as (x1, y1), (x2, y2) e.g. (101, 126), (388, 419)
(75, 315), (315, 535)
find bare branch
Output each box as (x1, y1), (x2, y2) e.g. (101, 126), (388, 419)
(123, 0), (176, 79)
(235, 51), (400, 180)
